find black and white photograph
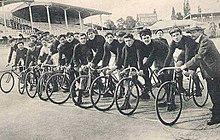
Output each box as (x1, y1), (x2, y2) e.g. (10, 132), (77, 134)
(0, 0), (220, 139)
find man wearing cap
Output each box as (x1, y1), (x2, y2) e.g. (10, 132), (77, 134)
(102, 32), (122, 68)
(164, 27), (200, 96)
(154, 29), (169, 46)
(181, 26), (220, 125)
(138, 29), (168, 99)
(13, 41), (28, 72)
(6, 38), (18, 67)
(87, 29), (105, 67)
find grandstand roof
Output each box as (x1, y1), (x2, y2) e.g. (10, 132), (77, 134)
(10, 1), (111, 23)
(0, 0), (34, 7)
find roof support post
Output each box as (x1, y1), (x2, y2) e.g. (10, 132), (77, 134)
(45, 5), (52, 32)
(99, 14), (103, 31)
(63, 8), (69, 30)
(1, 0), (7, 33)
(211, 13), (214, 22)
(28, 3), (34, 31)
(89, 12), (94, 29)
(78, 11), (83, 30)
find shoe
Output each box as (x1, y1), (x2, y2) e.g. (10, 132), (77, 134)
(207, 118), (220, 125)
(82, 90), (89, 98)
(209, 107), (213, 111)
(76, 92), (82, 105)
(120, 101), (132, 110)
(103, 92), (113, 98)
(139, 93), (150, 100)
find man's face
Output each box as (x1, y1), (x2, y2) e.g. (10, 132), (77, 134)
(42, 40), (48, 47)
(79, 35), (87, 45)
(190, 30), (202, 40)
(88, 32), (95, 40)
(67, 35), (74, 43)
(156, 31), (163, 38)
(59, 37), (66, 44)
(30, 37), (37, 43)
(124, 38), (134, 47)
(141, 35), (152, 45)
(105, 34), (114, 44)
(171, 32), (182, 43)
(17, 43), (24, 50)
(74, 34), (79, 40)
(117, 36), (124, 44)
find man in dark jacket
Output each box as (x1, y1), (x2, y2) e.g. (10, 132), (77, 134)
(181, 26), (220, 125)
(87, 29), (105, 67)
(154, 29), (169, 46)
(138, 29), (168, 99)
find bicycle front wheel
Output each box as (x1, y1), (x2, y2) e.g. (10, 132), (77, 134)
(192, 71), (208, 107)
(38, 72), (53, 101)
(46, 73), (71, 104)
(115, 77), (139, 115)
(0, 72), (15, 93)
(25, 71), (38, 98)
(155, 81), (182, 126)
(70, 75), (93, 109)
(18, 71), (26, 94)
(90, 75), (115, 111)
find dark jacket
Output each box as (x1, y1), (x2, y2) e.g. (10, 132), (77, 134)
(14, 48), (28, 66)
(185, 35), (220, 79)
(155, 37), (169, 46)
(87, 35), (105, 65)
(71, 43), (93, 67)
(102, 40), (122, 67)
(120, 40), (144, 69)
(138, 39), (168, 70)
(164, 35), (198, 67)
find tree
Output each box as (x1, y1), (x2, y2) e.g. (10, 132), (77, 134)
(125, 16), (136, 30)
(171, 7), (176, 20)
(116, 18), (125, 30)
(183, 0), (190, 17)
(176, 12), (183, 20)
(104, 19), (116, 30)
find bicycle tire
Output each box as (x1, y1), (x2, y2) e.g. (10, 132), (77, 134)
(18, 71), (26, 94)
(25, 71), (38, 98)
(0, 72), (15, 93)
(155, 81), (182, 126)
(115, 77), (139, 115)
(90, 75), (115, 111)
(70, 75), (93, 109)
(46, 73), (71, 104)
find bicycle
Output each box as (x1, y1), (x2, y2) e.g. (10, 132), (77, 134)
(70, 65), (106, 109)
(37, 64), (57, 101)
(155, 67), (208, 126)
(89, 66), (119, 111)
(0, 65), (27, 94)
(25, 65), (42, 98)
(45, 66), (78, 104)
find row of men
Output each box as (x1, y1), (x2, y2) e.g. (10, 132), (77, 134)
(6, 27), (220, 125)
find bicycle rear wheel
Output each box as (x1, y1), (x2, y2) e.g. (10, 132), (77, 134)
(115, 77), (139, 115)
(155, 81), (182, 126)
(38, 72), (53, 101)
(192, 71), (208, 107)
(0, 72), (15, 93)
(46, 73), (70, 104)
(90, 75), (115, 111)
(70, 75), (93, 109)
(25, 71), (38, 98)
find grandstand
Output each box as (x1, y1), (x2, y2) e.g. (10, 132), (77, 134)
(0, 0), (111, 38)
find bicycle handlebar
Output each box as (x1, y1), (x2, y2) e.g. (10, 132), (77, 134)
(158, 67), (181, 75)
(120, 67), (139, 75)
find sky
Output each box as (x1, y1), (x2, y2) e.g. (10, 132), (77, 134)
(35, 0), (220, 23)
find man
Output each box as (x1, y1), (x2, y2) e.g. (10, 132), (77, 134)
(154, 29), (169, 46)
(138, 29), (168, 99)
(115, 31), (126, 69)
(164, 27), (199, 94)
(181, 26), (220, 125)
(87, 29), (105, 67)
(58, 32), (79, 66)
(102, 32), (122, 68)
